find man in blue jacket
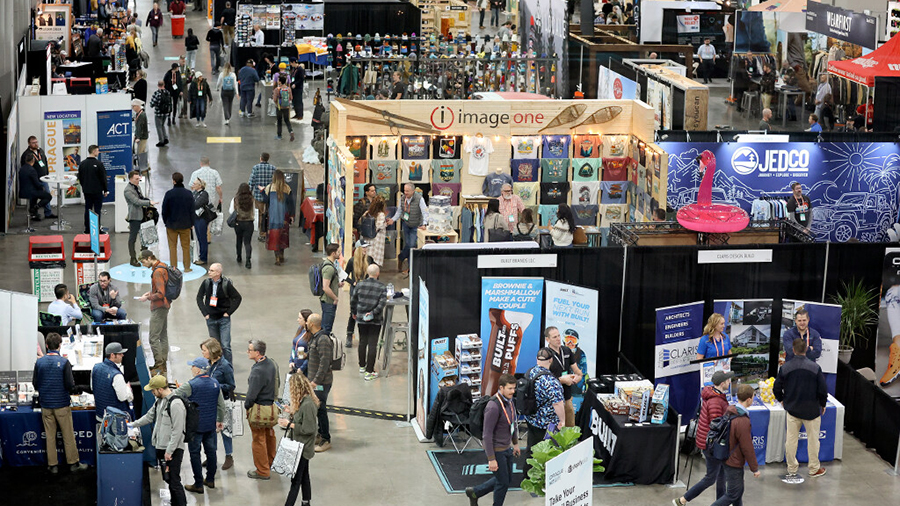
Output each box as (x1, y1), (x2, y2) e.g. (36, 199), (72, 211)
(238, 59), (260, 118)
(782, 308), (822, 362)
(176, 357), (225, 494)
(162, 172), (195, 272)
(33, 332), (89, 474)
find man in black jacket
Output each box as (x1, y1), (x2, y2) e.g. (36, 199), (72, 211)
(162, 172), (195, 272)
(196, 263), (242, 364)
(774, 338), (828, 479)
(164, 63), (183, 125)
(20, 152), (52, 221)
(206, 25), (224, 75)
(86, 28), (104, 58)
(21, 135), (55, 218)
(306, 314), (334, 452)
(77, 144), (108, 233)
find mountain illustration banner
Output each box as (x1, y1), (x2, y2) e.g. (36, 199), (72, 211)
(659, 142), (900, 242)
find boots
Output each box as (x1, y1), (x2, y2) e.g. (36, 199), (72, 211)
(245, 255), (252, 269)
(345, 332), (353, 349)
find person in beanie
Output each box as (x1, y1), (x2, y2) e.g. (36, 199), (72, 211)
(710, 384), (760, 506)
(131, 375), (187, 506)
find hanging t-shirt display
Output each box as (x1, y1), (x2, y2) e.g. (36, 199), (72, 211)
(413, 184), (431, 205)
(374, 184), (398, 205)
(511, 159), (539, 183)
(371, 137), (397, 160)
(432, 182), (461, 205)
(401, 160), (426, 183)
(652, 152), (661, 178)
(464, 135), (493, 176)
(401, 135), (430, 160)
(354, 160), (368, 184)
(541, 159), (569, 183)
(482, 172), (514, 197)
(602, 158), (629, 181)
(541, 135), (571, 159)
(539, 205), (559, 226)
(511, 135), (541, 159)
(572, 159), (600, 182)
(369, 160), (398, 184)
(431, 159), (462, 183)
(354, 184), (365, 201)
(601, 181), (628, 204)
(599, 204), (628, 225)
(432, 135), (462, 159)
(572, 204), (599, 226)
(606, 135), (628, 157)
(572, 134), (601, 158)
(540, 182), (569, 205)
(513, 182), (539, 205)
(572, 181), (600, 206)
(346, 136), (367, 160)
(637, 163), (648, 192)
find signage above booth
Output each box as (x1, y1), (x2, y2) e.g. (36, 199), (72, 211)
(805, 2), (877, 49)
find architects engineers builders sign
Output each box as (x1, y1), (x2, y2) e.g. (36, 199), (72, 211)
(806, 2), (877, 49)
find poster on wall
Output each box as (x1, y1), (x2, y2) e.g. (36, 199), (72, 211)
(96, 110), (133, 203)
(417, 278), (430, 435)
(781, 299), (841, 394)
(285, 4), (324, 30)
(520, 0), (568, 96)
(480, 277), (544, 396)
(876, 249), (900, 395)
(655, 301), (705, 416)
(5, 101), (18, 233)
(712, 299), (773, 386)
(545, 281), (598, 378)
(43, 110), (82, 203)
(35, 4), (72, 53)
(660, 141), (900, 242)
(325, 139), (346, 252)
(598, 66), (638, 101)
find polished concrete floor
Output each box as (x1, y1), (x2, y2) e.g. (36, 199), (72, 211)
(3, 4), (900, 505)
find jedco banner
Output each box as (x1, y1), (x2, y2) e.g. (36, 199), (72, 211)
(660, 141), (900, 243)
(655, 301), (704, 417)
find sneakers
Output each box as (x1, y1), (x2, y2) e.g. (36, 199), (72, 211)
(247, 470), (270, 480)
(239, 111), (244, 117)
(222, 455), (234, 470)
(185, 484), (204, 494)
(879, 343), (900, 386)
(225, 119), (230, 125)
(346, 336), (354, 348)
(359, 367), (366, 374)
(314, 440), (332, 452)
(48, 465), (58, 474)
(365, 372), (378, 381)
(810, 468), (827, 478)
(275, 135), (282, 140)
(70, 462), (88, 472)
(672, 499), (685, 506)
(315, 434), (323, 447)
(465, 486), (478, 506)
(201, 122), (207, 128)
(290, 132), (295, 142)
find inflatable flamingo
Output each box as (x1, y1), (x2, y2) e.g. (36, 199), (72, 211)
(676, 150), (750, 233)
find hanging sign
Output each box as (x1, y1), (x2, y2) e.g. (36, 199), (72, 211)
(805, 3), (877, 50)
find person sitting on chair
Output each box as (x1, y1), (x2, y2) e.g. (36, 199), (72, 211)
(89, 271), (128, 322)
(47, 284), (84, 325)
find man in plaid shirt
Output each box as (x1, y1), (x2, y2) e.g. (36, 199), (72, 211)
(350, 264), (387, 381)
(248, 152), (276, 241)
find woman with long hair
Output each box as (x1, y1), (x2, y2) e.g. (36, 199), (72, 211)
(279, 373), (319, 506)
(264, 170), (294, 265)
(515, 208), (538, 240)
(363, 197), (387, 266)
(290, 309), (314, 375)
(230, 183), (255, 268)
(191, 178), (211, 266)
(550, 204), (576, 247)
(483, 198), (507, 241)
(343, 242), (370, 348)
(200, 338), (236, 470)
(216, 62), (237, 125)
(696, 313), (731, 360)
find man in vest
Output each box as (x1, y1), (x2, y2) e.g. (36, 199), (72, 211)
(386, 182), (428, 278)
(176, 357), (226, 494)
(91, 342), (134, 423)
(33, 332), (89, 474)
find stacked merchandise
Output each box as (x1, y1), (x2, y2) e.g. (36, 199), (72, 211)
(455, 334), (483, 399)
(427, 195), (453, 233)
(236, 5), (253, 46)
(16, 371), (34, 406)
(432, 349), (458, 388)
(282, 9), (297, 45)
(0, 371), (18, 410)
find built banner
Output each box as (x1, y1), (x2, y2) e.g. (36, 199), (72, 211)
(545, 281), (599, 378)
(96, 110), (133, 203)
(781, 300), (841, 394)
(805, 2), (877, 50)
(655, 301), (705, 417)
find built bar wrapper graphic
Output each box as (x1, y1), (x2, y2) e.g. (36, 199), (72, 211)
(481, 308), (533, 396)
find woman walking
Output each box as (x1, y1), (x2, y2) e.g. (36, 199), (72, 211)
(189, 71), (212, 127)
(200, 338), (236, 470)
(279, 373), (318, 506)
(191, 178), (212, 266)
(343, 242), (369, 349)
(146, 2), (164, 47)
(217, 63), (237, 125)
(264, 170), (295, 266)
(230, 183), (255, 268)
(362, 197), (387, 267)
(185, 28), (199, 69)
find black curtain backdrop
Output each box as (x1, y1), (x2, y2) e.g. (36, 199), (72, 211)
(837, 361), (900, 466)
(874, 77), (900, 133)
(323, 1), (421, 38)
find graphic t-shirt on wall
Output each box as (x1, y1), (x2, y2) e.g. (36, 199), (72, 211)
(572, 158), (600, 182)
(601, 181), (628, 204)
(483, 172), (514, 197)
(602, 158), (629, 181)
(371, 137), (397, 160)
(413, 184), (431, 205)
(599, 204), (628, 225)
(511, 135), (541, 159)
(573, 134), (602, 158)
(513, 182), (539, 205)
(541, 135), (571, 159)
(540, 182), (569, 205)
(541, 159), (569, 182)
(539, 205), (559, 226)
(346, 136), (367, 160)
(464, 136), (493, 176)
(401, 135), (430, 160)
(572, 181), (600, 205)
(368, 160), (398, 184)
(432, 182), (461, 205)
(402, 161), (426, 183)
(432, 136), (462, 159)
(511, 159), (539, 182)
(571, 204), (599, 226)
(606, 135), (628, 157)
(374, 184), (398, 205)
(353, 160), (368, 184)
(431, 159), (462, 183)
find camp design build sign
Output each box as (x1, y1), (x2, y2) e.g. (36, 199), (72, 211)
(806, 2), (877, 49)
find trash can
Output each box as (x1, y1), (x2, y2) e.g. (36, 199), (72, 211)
(29, 235), (66, 302)
(171, 15), (185, 38)
(72, 233), (111, 286)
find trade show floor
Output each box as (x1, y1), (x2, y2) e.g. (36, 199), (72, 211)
(1, 3), (900, 506)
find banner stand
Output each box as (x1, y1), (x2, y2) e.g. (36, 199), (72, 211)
(666, 413), (686, 489)
(888, 433), (900, 476)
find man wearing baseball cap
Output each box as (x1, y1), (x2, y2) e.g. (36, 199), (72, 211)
(90, 342), (134, 422)
(132, 375), (187, 506)
(174, 357), (226, 494)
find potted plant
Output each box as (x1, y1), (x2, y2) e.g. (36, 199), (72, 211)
(830, 279), (878, 363)
(519, 426), (605, 497)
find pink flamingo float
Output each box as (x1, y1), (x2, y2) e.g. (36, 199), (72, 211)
(676, 150), (750, 233)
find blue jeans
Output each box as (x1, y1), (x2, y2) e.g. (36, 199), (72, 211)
(209, 46), (221, 72)
(41, 181), (53, 215)
(192, 99), (207, 121)
(206, 316), (232, 364)
(321, 300), (337, 334)
(220, 432), (233, 456)
(683, 449), (725, 502)
(91, 307), (128, 322)
(710, 465), (744, 506)
(398, 221), (418, 266)
(315, 383), (331, 442)
(194, 217), (208, 262)
(491, 7), (500, 26)
(188, 430), (217, 486)
(239, 89), (254, 114)
(473, 447), (514, 506)
(150, 25), (159, 45)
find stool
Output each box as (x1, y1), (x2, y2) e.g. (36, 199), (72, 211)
(379, 321), (409, 376)
(741, 91), (760, 118)
(390, 322), (409, 352)
(17, 198), (35, 233)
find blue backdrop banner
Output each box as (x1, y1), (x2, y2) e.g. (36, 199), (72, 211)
(660, 141), (900, 242)
(655, 301), (705, 418)
(96, 110), (133, 203)
(0, 407), (96, 467)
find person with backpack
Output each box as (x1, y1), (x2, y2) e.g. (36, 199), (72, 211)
(216, 63), (237, 125)
(138, 250), (173, 377)
(175, 357), (226, 495)
(196, 263), (242, 364)
(673, 370), (732, 506)
(131, 375), (187, 506)
(245, 339), (280, 479)
(306, 314), (335, 453)
(350, 264), (387, 381)
(523, 348), (565, 473)
(319, 243), (343, 333)
(709, 384), (760, 506)
(273, 74), (295, 141)
(514, 208), (538, 241)
(465, 373), (519, 506)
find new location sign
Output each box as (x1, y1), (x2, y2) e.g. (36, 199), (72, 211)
(806, 2), (877, 49)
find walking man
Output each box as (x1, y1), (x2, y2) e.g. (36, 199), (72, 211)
(465, 373), (519, 506)
(150, 80), (171, 146)
(698, 38), (716, 84)
(138, 250), (171, 377)
(220, 2), (236, 47)
(91, 342), (134, 423)
(306, 314), (334, 452)
(162, 172), (194, 272)
(238, 59), (260, 117)
(132, 375), (187, 506)
(710, 384), (760, 506)
(350, 264), (387, 381)
(33, 332), (89, 474)
(782, 308), (821, 362)
(196, 263), (242, 364)
(245, 339), (280, 479)
(177, 357), (226, 494)
(248, 152), (276, 241)
(387, 183), (428, 277)
(164, 63), (183, 125)
(77, 144), (108, 234)
(774, 338), (828, 479)
(206, 24), (224, 75)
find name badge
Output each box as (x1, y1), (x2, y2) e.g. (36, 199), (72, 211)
(403, 212), (410, 221)
(38, 160), (45, 167)
(210, 296), (218, 307)
(799, 214), (806, 222)
(508, 215), (515, 223)
(172, 84), (178, 90)
(198, 89), (203, 97)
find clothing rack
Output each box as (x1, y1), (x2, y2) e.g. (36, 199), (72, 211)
(460, 197), (490, 243)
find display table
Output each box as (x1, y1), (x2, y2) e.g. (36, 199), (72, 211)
(576, 390), (677, 485)
(0, 407), (96, 467)
(40, 173), (78, 231)
(417, 228), (458, 248)
(751, 394), (844, 464)
(299, 197), (324, 250)
(97, 449), (143, 504)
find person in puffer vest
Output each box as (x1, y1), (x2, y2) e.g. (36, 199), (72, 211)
(174, 356), (225, 494)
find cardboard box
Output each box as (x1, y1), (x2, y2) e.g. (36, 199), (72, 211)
(628, 388), (652, 423)
(650, 384), (669, 424)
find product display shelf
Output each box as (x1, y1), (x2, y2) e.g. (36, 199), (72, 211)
(455, 334), (482, 399)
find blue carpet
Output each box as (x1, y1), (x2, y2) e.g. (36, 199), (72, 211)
(108, 262), (207, 284)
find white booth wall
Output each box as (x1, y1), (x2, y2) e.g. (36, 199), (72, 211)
(0, 290), (39, 372)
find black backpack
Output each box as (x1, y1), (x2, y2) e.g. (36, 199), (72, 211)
(706, 412), (739, 461)
(156, 90), (172, 115)
(469, 395), (501, 439)
(166, 395), (201, 442)
(154, 264), (183, 301)
(515, 370), (552, 416)
(359, 216), (377, 238)
(682, 400), (703, 455)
